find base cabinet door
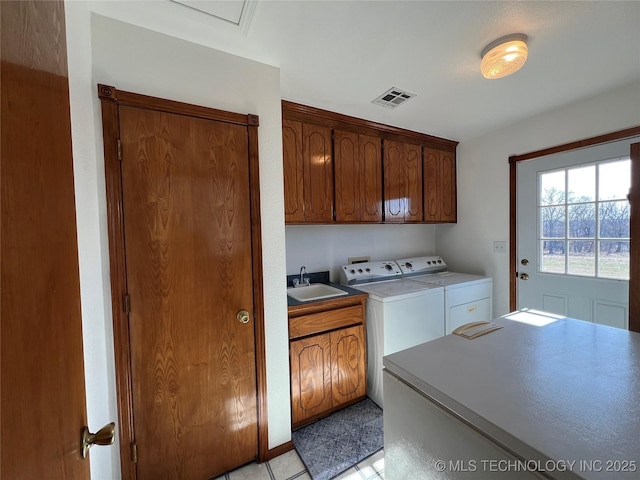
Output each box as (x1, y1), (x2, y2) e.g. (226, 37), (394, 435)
(330, 325), (367, 405)
(290, 334), (332, 425)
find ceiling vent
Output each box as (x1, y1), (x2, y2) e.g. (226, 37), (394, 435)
(372, 87), (417, 109)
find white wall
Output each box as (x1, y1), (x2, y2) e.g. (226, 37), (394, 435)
(65, 4), (290, 479)
(285, 224), (436, 280)
(437, 82), (640, 317)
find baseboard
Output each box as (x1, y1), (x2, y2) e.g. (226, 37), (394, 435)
(264, 440), (295, 461)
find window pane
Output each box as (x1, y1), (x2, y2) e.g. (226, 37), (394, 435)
(540, 206), (565, 238)
(599, 200), (630, 238)
(568, 240), (595, 276)
(568, 165), (595, 203)
(541, 241), (565, 273)
(540, 170), (565, 206)
(599, 159), (630, 201)
(568, 203), (595, 238)
(599, 241), (629, 279)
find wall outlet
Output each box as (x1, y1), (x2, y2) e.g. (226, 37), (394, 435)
(348, 256), (371, 264)
(493, 241), (507, 254)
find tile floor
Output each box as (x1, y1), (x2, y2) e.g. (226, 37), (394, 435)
(213, 448), (385, 480)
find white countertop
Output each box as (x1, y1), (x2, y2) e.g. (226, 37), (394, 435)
(383, 310), (640, 479)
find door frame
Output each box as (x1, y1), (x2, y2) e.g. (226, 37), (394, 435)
(509, 126), (640, 332)
(97, 85), (269, 479)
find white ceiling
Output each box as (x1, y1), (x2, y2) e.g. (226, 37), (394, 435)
(149, 1), (640, 142)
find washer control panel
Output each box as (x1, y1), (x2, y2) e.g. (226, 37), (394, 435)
(340, 261), (402, 285)
(396, 256), (447, 276)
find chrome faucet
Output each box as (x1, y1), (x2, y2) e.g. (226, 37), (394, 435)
(294, 266), (310, 287)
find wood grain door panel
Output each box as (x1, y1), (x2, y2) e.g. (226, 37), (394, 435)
(330, 325), (366, 405)
(405, 143), (423, 221)
(290, 334), (332, 425)
(303, 124), (333, 222)
(1, 1), (90, 478)
(360, 134), (383, 222)
(283, 119), (304, 222)
(441, 149), (457, 221)
(119, 106), (257, 479)
(424, 148), (440, 221)
(384, 140), (406, 222)
(334, 130), (360, 221)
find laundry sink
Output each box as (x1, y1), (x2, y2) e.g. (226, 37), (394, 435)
(287, 283), (349, 302)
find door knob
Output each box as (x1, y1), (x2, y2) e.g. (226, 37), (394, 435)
(81, 422), (115, 459)
(519, 273), (529, 280)
(521, 258), (529, 266)
(237, 310), (250, 324)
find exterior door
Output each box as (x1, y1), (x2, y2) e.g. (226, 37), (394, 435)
(517, 138), (638, 328)
(118, 105), (258, 479)
(1, 0), (91, 478)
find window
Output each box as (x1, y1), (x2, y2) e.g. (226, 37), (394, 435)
(538, 157), (630, 280)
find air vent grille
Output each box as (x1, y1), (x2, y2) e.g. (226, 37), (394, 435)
(372, 87), (417, 109)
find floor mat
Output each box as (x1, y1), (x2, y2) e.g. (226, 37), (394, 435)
(292, 398), (383, 480)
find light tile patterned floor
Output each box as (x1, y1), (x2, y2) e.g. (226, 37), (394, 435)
(213, 448), (384, 480)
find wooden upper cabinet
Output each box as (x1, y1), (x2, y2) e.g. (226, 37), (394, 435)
(424, 147), (457, 223)
(303, 123), (333, 222)
(384, 140), (423, 222)
(282, 119), (304, 222)
(334, 130), (382, 222)
(283, 121), (333, 223)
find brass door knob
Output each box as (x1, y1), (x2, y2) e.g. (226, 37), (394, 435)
(521, 258), (529, 266)
(520, 273), (530, 280)
(237, 310), (250, 324)
(81, 422), (115, 459)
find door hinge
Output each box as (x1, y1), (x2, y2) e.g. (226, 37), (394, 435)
(124, 294), (131, 314)
(117, 139), (123, 161)
(131, 442), (137, 463)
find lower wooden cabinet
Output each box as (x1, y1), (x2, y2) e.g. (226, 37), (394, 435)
(288, 297), (367, 428)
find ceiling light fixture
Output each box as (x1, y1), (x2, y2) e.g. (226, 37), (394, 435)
(480, 33), (528, 79)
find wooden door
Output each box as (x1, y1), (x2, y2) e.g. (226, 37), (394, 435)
(1, 1), (91, 479)
(424, 147), (457, 223)
(303, 124), (334, 222)
(384, 140), (423, 222)
(283, 119), (304, 222)
(290, 334), (332, 426)
(330, 325), (366, 405)
(119, 106), (258, 479)
(334, 130), (382, 223)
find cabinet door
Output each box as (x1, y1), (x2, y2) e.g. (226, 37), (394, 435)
(303, 123), (333, 222)
(334, 131), (382, 223)
(330, 325), (366, 406)
(360, 134), (383, 222)
(290, 333), (333, 425)
(384, 140), (423, 222)
(282, 119), (304, 222)
(424, 147), (457, 223)
(334, 130), (360, 222)
(405, 142), (423, 222)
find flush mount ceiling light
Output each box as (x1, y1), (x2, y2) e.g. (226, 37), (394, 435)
(480, 33), (528, 79)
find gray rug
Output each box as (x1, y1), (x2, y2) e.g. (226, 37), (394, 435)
(292, 398), (383, 480)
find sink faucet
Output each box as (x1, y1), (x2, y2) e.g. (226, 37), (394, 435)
(294, 266), (310, 287)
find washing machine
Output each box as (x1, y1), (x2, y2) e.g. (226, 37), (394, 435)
(396, 256), (493, 334)
(340, 261), (444, 408)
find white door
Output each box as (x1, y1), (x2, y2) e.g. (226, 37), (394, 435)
(517, 137), (638, 329)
